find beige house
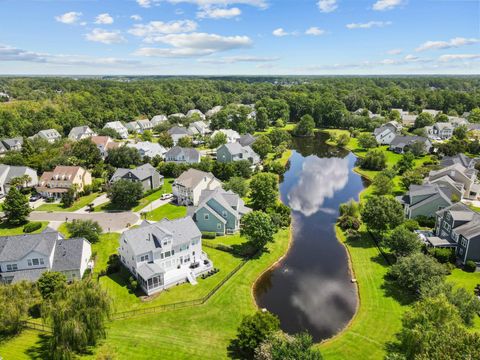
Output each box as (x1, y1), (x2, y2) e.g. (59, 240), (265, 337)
(37, 166), (92, 199)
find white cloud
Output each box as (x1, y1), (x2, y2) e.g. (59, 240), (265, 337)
(197, 7), (241, 19)
(0, 44), (139, 67)
(416, 37), (480, 52)
(272, 28), (289, 37)
(137, 0), (152, 8)
(198, 55), (279, 64)
(95, 13), (114, 25)
(317, 0), (338, 13)
(346, 21), (392, 29)
(438, 54), (480, 62)
(55, 11), (82, 24)
(85, 29), (126, 44)
(372, 0), (403, 11)
(129, 20), (198, 40)
(305, 27), (326, 36)
(134, 32), (252, 57)
(387, 48), (402, 55)
(131, 15), (142, 21)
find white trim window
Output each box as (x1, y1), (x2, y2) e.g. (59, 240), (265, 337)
(204, 213), (209, 220)
(140, 254), (149, 262)
(6, 264), (18, 271)
(443, 221), (451, 231)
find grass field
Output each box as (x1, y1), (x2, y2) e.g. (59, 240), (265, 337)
(36, 193), (101, 212)
(0, 221), (48, 236)
(145, 203), (187, 221)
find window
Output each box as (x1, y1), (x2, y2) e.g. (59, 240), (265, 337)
(222, 210), (227, 218)
(6, 264), (18, 271)
(443, 221), (451, 231)
(165, 251), (171, 258)
(32, 259), (39, 266)
(28, 260), (32, 266)
(204, 214), (209, 220)
(217, 223), (222, 230)
(140, 254), (149, 262)
(39, 258), (44, 265)
(461, 239), (468, 248)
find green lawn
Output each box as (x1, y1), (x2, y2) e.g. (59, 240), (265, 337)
(0, 221), (48, 236)
(145, 203), (187, 221)
(36, 193), (101, 212)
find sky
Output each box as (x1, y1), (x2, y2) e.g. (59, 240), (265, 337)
(0, 0), (479, 75)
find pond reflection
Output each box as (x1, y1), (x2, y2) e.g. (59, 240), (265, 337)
(254, 132), (365, 341)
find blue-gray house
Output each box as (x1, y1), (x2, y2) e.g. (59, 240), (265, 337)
(188, 188), (251, 235)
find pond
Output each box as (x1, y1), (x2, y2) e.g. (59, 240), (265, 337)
(254, 132), (367, 341)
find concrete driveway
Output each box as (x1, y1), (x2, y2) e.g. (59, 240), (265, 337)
(29, 211), (139, 233)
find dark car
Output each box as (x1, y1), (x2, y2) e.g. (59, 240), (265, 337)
(29, 194), (41, 202)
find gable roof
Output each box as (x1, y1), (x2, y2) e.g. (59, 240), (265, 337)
(195, 187), (251, 219)
(0, 232), (61, 262)
(390, 135), (430, 148)
(69, 126), (94, 139)
(440, 154), (477, 169)
(165, 146), (200, 162)
(174, 168), (217, 189)
(168, 126), (192, 135)
(2, 137), (23, 149)
(0, 165), (36, 185)
(37, 129), (61, 139)
(238, 133), (256, 147)
(111, 163), (161, 182)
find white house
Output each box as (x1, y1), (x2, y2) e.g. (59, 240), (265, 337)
(168, 126), (193, 145)
(33, 129), (62, 143)
(165, 146), (201, 164)
(172, 168), (222, 206)
(188, 121), (211, 136)
(151, 115), (168, 127)
(103, 121), (129, 139)
(127, 141), (167, 159)
(118, 217), (213, 295)
(186, 109), (206, 120)
(205, 106), (223, 118)
(425, 122), (454, 140)
(373, 121), (402, 145)
(68, 126), (96, 141)
(0, 165), (38, 196)
(211, 129), (241, 143)
(0, 230), (92, 284)
(126, 121), (141, 133)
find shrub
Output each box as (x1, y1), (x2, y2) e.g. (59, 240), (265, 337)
(338, 215), (361, 230)
(23, 222), (42, 233)
(202, 232), (217, 239)
(403, 219), (419, 231)
(127, 276), (138, 292)
(428, 248), (456, 264)
(465, 260), (477, 273)
(106, 254), (121, 275)
(415, 215), (436, 228)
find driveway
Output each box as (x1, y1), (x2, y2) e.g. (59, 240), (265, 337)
(29, 211), (139, 233)
(75, 194), (110, 213)
(136, 198), (173, 214)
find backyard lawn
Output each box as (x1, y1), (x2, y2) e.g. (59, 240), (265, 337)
(145, 203), (187, 221)
(36, 193), (100, 212)
(0, 221), (48, 236)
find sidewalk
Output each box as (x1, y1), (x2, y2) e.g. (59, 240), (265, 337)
(75, 194), (109, 213)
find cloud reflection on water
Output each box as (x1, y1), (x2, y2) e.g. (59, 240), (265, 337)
(287, 156), (349, 216)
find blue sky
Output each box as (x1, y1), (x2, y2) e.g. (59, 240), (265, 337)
(0, 0), (479, 75)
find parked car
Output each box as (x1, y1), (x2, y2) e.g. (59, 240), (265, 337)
(161, 193), (173, 200)
(29, 194), (41, 202)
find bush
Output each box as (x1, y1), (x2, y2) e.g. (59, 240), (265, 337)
(338, 215), (361, 230)
(415, 215), (436, 228)
(428, 248), (456, 264)
(127, 276), (138, 292)
(202, 232), (217, 239)
(106, 254), (121, 275)
(465, 260), (477, 272)
(23, 222), (42, 233)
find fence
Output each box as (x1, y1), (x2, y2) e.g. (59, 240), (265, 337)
(111, 258), (248, 321)
(23, 320), (51, 333)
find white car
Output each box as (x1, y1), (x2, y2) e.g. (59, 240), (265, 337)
(161, 193), (173, 200)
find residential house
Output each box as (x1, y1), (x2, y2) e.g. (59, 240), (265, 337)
(103, 121), (129, 139)
(188, 121), (211, 136)
(188, 188), (251, 235)
(172, 169), (221, 206)
(440, 153), (478, 169)
(127, 141), (167, 159)
(110, 163), (163, 192)
(33, 129), (62, 143)
(238, 133), (256, 147)
(90, 136), (120, 159)
(206, 106), (223, 118)
(1, 137), (23, 152)
(151, 115), (168, 127)
(428, 203), (480, 264)
(216, 143), (260, 165)
(68, 126), (96, 141)
(0, 142), (6, 154)
(422, 109), (442, 117)
(373, 121), (402, 145)
(126, 121), (141, 133)
(426, 163), (479, 200)
(118, 217), (212, 295)
(211, 129), (241, 143)
(165, 146), (201, 164)
(448, 116), (469, 128)
(168, 113), (186, 121)
(425, 122), (454, 140)
(0, 230), (92, 283)
(168, 126), (193, 145)
(186, 109), (206, 120)
(389, 135), (432, 154)
(354, 108), (375, 118)
(137, 119), (154, 133)
(0, 165), (38, 196)
(37, 166), (92, 199)
(391, 108), (409, 117)
(397, 183), (452, 219)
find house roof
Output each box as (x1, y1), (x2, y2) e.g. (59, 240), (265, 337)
(168, 126), (192, 136)
(2, 137), (23, 149)
(440, 154), (477, 169)
(206, 106), (223, 117)
(69, 126), (94, 139)
(137, 262), (165, 278)
(111, 163), (162, 182)
(39, 166), (84, 183)
(104, 121), (127, 131)
(165, 146), (200, 162)
(52, 238), (90, 272)
(137, 119), (152, 129)
(0, 232), (60, 262)
(122, 217), (201, 256)
(212, 129), (240, 139)
(0, 165), (36, 185)
(238, 133), (256, 147)
(174, 168), (217, 189)
(151, 115), (168, 124)
(90, 135), (119, 150)
(37, 129), (61, 139)
(219, 143), (259, 160)
(193, 187), (251, 220)
(390, 135), (430, 148)
(127, 141), (166, 157)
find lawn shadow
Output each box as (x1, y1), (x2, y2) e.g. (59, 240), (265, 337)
(25, 333), (51, 360)
(381, 276), (416, 306)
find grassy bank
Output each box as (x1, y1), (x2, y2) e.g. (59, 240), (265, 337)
(36, 193), (101, 212)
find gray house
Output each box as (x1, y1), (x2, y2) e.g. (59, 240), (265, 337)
(238, 133), (257, 147)
(33, 129), (62, 143)
(188, 188), (251, 235)
(1, 137), (23, 152)
(397, 183), (452, 219)
(151, 115), (168, 127)
(0, 230), (92, 283)
(429, 203), (480, 264)
(118, 217), (213, 295)
(168, 126), (192, 145)
(425, 122), (454, 140)
(68, 126), (96, 141)
(440, 153), (478, 169)
(165, 146), (201, 164)
(110, 163), (164, 192)
(389, 135), (432, 154)
(426, 163), (479, 201)
(216, 143), (260, 164)
(0, 164), (38, 196)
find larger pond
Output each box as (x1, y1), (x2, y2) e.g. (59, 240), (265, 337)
(254, 132), (367, 341)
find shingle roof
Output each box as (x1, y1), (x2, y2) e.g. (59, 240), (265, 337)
(111, 163), (162, 182)
(0, 232), (60, 262)
(69, 126), (94, 140)
(174, 168), (217, 189)
(238, 133), (256, 147)
(390, 135), (429, 148)
(2, 137), (23, 149)
(168, 126), (192, 135)
(165, 146), (200, 163)
(52, 238), (89, 271)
